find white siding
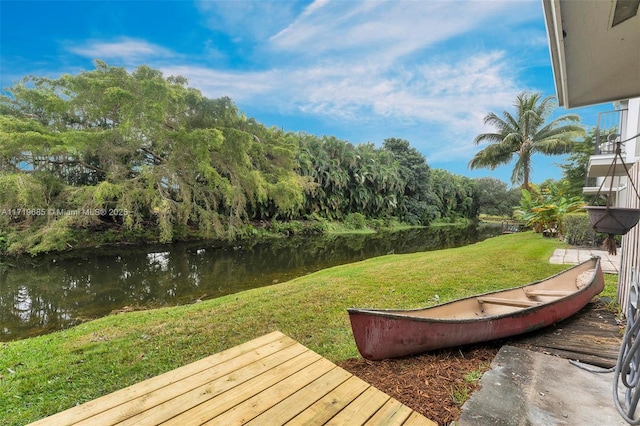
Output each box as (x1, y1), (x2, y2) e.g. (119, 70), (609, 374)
(619, 163), (640, 309)
(616, 99), (640, 311)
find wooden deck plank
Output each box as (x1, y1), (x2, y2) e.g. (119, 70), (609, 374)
(204, 357), (337, 425)
(161, 349), (323, 425)
(363, 399), (412, 425)
(325, 386), (390, 425)
(28, 331), (290, 426)
(244, 367), (352, 426)
(83, 339), (309, 426)
(68, 334), (302, 426)
(404, 411), (438, 425)
(511, 301), (622, 368)
(29, 331), (436, 426)
(284, 376), (370, 425)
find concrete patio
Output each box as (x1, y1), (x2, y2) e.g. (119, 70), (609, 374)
(549, 248), (621, 274)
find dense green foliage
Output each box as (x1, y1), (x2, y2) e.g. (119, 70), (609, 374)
(562, 212), (601, 246)
(469, 91), (585, 188)
(559, 129), (596, 199)
(429, 168), (478, 222)
(473, 177), (521, 217)
(0, 62), (481, 254)
(514, 182), (584, 235)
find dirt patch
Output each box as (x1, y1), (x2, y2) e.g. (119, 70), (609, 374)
(337, 344), (499, 425)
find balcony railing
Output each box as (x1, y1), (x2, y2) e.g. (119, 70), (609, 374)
(595, 109), (628, 155)
(584, 176), (598, 188)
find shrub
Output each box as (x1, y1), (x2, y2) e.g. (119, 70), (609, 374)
(344, 213), (367, 229)
(563, 213), (600, 246)
(300, 219), (327, 235)
(14, 216), (75, 255)
(268, 220), (302, 236)
(515, 183), (584, 235)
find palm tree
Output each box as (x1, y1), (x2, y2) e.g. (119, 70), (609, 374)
(469, 92), (584, 188)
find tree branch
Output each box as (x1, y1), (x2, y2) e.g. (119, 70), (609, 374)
(139, 147), (164, 165)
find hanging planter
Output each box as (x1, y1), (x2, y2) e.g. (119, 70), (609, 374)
(585, 135), (640, 255)
(585, 206), (640, 235)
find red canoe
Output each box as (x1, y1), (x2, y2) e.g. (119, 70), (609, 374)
(347, 257), (605, 360)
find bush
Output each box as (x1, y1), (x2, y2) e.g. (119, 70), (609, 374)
(301, 219), (327, 235)
(562, 213), (600, 246)
(344, 213), (367, 230)
(268, 220), (303, 236)
(12, 216), (75, 255)
(267, 219), (326, 236)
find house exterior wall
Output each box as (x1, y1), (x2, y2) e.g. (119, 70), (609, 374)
(616, 98), (640, 309)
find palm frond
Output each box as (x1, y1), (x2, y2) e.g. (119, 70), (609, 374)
(474, 132), (504, 145)
(536, 121), (584, 140)
(483, 112), (512, 132)
(502, 111), (519, 131)
(532, 138), (576, 155)
(468, 143), (514, 170)
(503, 132), (524, 147)
(511, 154), (531, 186)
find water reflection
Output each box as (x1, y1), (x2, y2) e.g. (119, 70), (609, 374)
(0, 224), (501, 341)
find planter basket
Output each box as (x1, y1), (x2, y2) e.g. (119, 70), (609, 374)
(585, 206), (640, 235)
(584, 138), (640, 255)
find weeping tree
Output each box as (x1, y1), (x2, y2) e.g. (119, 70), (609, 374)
(0, 61), (305, 253)
(469, 92), (585, 188)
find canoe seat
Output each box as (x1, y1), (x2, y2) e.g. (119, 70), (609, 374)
(477, 296), (541, 308)
(524, 289), (572, 298)
(576, 270), (595, 289)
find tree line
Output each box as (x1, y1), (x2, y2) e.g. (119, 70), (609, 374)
(0, 62), (480, 255)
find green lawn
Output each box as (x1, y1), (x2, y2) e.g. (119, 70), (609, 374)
(0, 232), (617, 425)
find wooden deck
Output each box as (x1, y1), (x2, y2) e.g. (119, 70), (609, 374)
(29, 331), (435, 425)
(510, 300), (622, 368)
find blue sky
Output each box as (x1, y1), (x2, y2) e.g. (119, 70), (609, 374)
(1, 0), (614, 186)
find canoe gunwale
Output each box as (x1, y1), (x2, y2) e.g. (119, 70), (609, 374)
(346, 257), (602, 324)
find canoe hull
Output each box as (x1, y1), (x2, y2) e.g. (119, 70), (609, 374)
(348, 258), (605, 360)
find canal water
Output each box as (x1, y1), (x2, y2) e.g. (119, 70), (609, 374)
(0, 223), (502, 341)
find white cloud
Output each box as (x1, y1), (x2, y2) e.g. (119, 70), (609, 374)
(159, 66), (276, 102)
(195, 0), (307, 42)
(68, 38), (174, 62)
(269, 0), (531, 62)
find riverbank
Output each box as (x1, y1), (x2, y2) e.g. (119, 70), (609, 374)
(0, 216), (431, 257)
(0, 232), (617, 425)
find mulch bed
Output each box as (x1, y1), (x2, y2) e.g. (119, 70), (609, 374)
(337, 344), (499, 425)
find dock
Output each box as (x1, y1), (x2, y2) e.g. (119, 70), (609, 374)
(28, 331), (435, 425)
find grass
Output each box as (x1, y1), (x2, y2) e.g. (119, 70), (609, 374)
(450, 362), (494, 407)
(450, 384), (471, 406)
(463, 368), (486, 384)
(0, 232), (617, 425)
